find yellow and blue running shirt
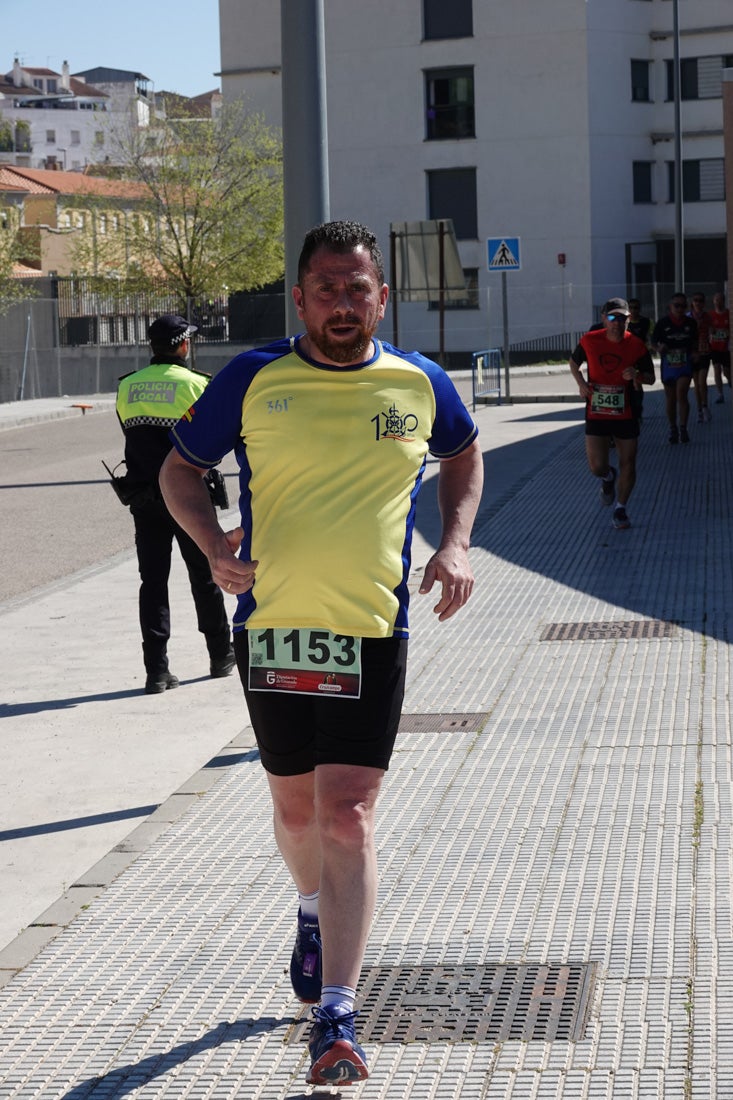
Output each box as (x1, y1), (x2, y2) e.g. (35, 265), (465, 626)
(170, 336), (478, 639)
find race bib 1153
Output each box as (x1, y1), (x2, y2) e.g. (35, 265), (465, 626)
(248, 627), (362, 698)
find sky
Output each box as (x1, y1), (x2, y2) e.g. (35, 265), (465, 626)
(2, 0), (222, 98)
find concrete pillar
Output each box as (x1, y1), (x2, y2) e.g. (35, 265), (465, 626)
(723, 70), (733, 298)
(281, 0), (330, 333)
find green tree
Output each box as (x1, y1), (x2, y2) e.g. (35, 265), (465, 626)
(0, 205), (38, 311)
(73, 98), (283, 308)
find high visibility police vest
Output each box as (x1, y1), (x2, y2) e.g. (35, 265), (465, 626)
(116, 361), (210, 430)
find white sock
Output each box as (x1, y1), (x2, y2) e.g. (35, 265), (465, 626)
(321, 984), (356, 1016)
(299, 890), (319, 921)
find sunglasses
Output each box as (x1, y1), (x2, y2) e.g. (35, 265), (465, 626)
(672, 301), (687, 309)
(692, 298), (704, 304)
(606, 313), (628, 323)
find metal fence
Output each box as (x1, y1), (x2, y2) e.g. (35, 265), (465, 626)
(1, 278), (728, 403)
(0, 278), (290, 402)
(472, 349), (502, 408)
(54, 278), (232, 347)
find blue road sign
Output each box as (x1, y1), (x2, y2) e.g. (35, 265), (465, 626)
(487, 237), (521, 271)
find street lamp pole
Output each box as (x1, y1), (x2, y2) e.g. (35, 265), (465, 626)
(672, 0), (684, 290)
(281, 0), (330, 332)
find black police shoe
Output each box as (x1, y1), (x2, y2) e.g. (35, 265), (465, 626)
(210, 646), (236, 678)
(145, 671), (180, 694)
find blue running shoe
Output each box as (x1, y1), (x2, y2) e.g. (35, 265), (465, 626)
(306, 1007), (368, 1086)
(612, 505), (631, 530)
(289, 909), (321, 1003)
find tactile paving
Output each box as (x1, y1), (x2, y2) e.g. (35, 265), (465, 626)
(1, 393), (732, 1097)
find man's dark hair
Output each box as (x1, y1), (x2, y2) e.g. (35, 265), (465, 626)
(628, 298), (641, 308)
(297, 220), (385, 285)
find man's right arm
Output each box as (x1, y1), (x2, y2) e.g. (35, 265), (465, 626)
(159, 449), (257, 594)
(569, 347), (590, 398)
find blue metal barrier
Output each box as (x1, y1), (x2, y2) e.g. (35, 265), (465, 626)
(472, 348), (502, 409)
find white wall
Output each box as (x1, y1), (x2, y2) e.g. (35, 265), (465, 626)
(0, 103), (109, 171)
(218, 0), (731, 354)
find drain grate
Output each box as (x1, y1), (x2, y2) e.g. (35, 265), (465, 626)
(286, 962), (596, 1045)
(398, 712), (486, 733)
(540, 619), (677, 641)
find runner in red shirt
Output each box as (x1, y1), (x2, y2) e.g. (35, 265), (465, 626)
(569, 297), (655, 530)
(688, 292), (712, 423)
(709, 291), (730, 404)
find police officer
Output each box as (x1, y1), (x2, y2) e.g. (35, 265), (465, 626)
(116, 314), (234, 693)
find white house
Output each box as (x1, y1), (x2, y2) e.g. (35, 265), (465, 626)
(217, 0), (731, 358)
(0, 60), (111, 173)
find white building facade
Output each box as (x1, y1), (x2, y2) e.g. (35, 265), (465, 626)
(218, 0), (730, 360)
(0, 62), (160, 176)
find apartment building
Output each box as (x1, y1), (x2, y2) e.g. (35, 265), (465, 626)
(218, 0), (731, 355)
(0, 60), (112, 172)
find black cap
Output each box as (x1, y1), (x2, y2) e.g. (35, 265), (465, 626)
(601, 297), (630, 317)
(148, 314), (198, 346)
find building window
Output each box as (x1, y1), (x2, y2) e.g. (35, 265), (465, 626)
(426, 167), (478, 239)
(666, 55), (733, 100)
(47, 79), (57, 93)
(33, 78), (43, 90)
(71, 130), (80, 145)
(428, 267), (479, 310)
(630, 60), (651, 102)
(633, 161), (654, 203)
(46, 129), (56, 143)
(94, 131), (104, 146)
(667, 158), (725, 202)
(423, 0), (472, 40)
(425, 67), (475, 140)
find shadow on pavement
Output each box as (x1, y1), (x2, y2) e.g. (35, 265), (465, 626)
(0, 805), (159, 841)
(0, 677), (223, 717)
(60, 1017), (295, 1100)
(415, 389), (732, 642)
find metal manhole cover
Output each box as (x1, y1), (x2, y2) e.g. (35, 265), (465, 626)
(540, 619), (677, 641)
(398, 713), (486, 733)
(285, 962), (596, 1045)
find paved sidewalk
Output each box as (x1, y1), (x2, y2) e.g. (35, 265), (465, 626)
(1, 379), (732, 1097)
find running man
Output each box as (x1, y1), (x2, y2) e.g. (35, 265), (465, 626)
(652, 293), (698, 444)
(709, 292), (730, 403)
(160, 220), (483, 1086)
(569, 297), (654, 530)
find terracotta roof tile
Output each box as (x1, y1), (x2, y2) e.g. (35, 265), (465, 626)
(0, 166), (149, 200)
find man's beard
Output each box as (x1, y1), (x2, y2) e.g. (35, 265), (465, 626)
(309, 318), (376, 364)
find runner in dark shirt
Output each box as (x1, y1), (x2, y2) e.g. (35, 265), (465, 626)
(652, 293), (697, 444)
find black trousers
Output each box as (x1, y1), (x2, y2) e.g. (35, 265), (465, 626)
(132, 498), (230, 675)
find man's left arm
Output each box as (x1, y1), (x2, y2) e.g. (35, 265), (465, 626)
(419, 438), (484, 621)
(632, 348), (655, 386)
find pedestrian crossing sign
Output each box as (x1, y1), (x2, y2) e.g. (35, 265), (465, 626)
(487, 237), (521, 271)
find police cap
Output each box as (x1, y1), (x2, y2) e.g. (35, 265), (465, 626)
(148, 314), (198, 346)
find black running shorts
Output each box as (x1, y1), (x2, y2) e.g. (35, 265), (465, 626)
(233, 632), (408, 776)
(585, 418), (639, 439)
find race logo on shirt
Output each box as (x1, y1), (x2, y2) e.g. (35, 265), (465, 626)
(599, 353), (623, 374)
(371, 403), (418, 442)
